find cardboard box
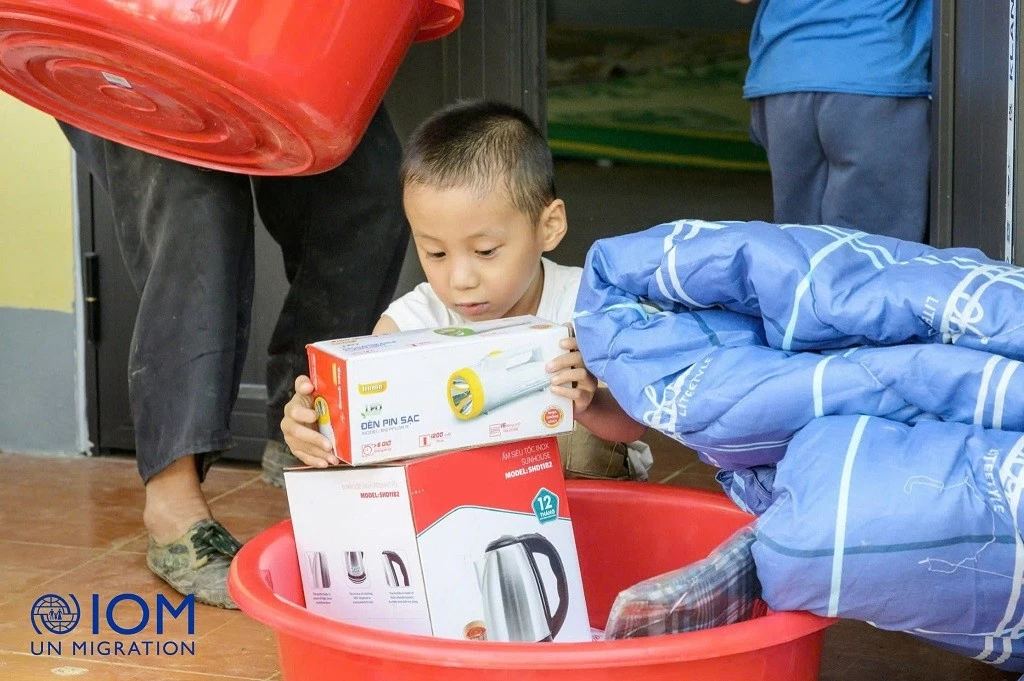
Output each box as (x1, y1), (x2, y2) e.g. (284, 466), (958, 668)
(284, 437), (591, 643)
(306, 316), (574, 465)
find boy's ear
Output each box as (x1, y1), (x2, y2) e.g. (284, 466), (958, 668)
(538, 199), (568, 252)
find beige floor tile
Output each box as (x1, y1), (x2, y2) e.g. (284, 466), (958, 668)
(0, 454), (258, 551)
(0, 543), (107, 605)
(0, 650), (264, 680)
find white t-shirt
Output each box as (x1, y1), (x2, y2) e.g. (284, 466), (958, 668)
(382, 257), (654, 480)
(383, 257), (582, 330)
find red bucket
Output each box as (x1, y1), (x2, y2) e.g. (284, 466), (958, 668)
(0, 0), (464, 175)
(229, 481), (834, 681)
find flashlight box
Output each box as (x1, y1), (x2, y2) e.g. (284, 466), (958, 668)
(306, 316), (574, 466)
(284, 436), (591, 642)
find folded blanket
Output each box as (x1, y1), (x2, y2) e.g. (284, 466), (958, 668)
(574, 220), (1024, 670)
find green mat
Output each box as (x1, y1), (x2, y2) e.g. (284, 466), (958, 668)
(547, 27), (768, 172)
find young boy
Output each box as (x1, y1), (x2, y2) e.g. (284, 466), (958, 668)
(281, 100), (652, 481)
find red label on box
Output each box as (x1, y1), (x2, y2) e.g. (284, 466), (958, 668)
(405, 438), (570, 534)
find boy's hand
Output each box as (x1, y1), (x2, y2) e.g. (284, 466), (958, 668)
(281, 375), (339, 468)
(546, 331), (598, 414)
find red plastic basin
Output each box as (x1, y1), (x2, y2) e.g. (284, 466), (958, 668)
(229, 481), (834, 680)
(0, 0), (464, 175)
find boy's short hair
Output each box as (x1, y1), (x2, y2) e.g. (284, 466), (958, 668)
(401, 100), (556, 221)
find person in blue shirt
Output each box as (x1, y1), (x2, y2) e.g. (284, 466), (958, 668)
(742, 0), (933, 242)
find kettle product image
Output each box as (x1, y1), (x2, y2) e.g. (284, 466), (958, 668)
(448, 347), (549, 420)
(475, 533), (569, 642)
(345, 551), (366, 585)
(381, 551), (410, 588)
(305, 552), (331, 590)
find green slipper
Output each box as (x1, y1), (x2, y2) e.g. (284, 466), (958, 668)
(146, 519), (243, 609)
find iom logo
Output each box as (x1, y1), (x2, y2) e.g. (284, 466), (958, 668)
(29, 592), (196, 658)
(31, 594), (81, 635)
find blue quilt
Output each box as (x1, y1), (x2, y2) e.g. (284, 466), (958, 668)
(574, 220), (1024, 670)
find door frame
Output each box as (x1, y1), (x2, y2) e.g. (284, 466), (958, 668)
(932, 0), (1023, 264)
(930, 0), (955, 250)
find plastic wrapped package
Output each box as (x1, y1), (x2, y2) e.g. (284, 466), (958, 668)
(605, 525), (766, 639)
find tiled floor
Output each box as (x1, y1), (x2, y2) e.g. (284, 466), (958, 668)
(0, 441), (1014, 681)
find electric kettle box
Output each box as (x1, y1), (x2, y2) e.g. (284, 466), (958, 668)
(284, 436), (592, 643)
(305, 315), (575, 466)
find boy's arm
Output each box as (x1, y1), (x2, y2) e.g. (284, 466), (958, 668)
(575, 387), (648, 443)
(547, 329), (647, 443)
(373, 314), (400, 335)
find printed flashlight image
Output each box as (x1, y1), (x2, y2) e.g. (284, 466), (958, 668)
(447, 347), (550, 420)
(314, 396), (335, 448)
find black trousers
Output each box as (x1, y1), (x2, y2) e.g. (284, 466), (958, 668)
(61, 106), (409, 483)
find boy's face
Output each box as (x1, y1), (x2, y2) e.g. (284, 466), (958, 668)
(404, 182), (566, 321)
